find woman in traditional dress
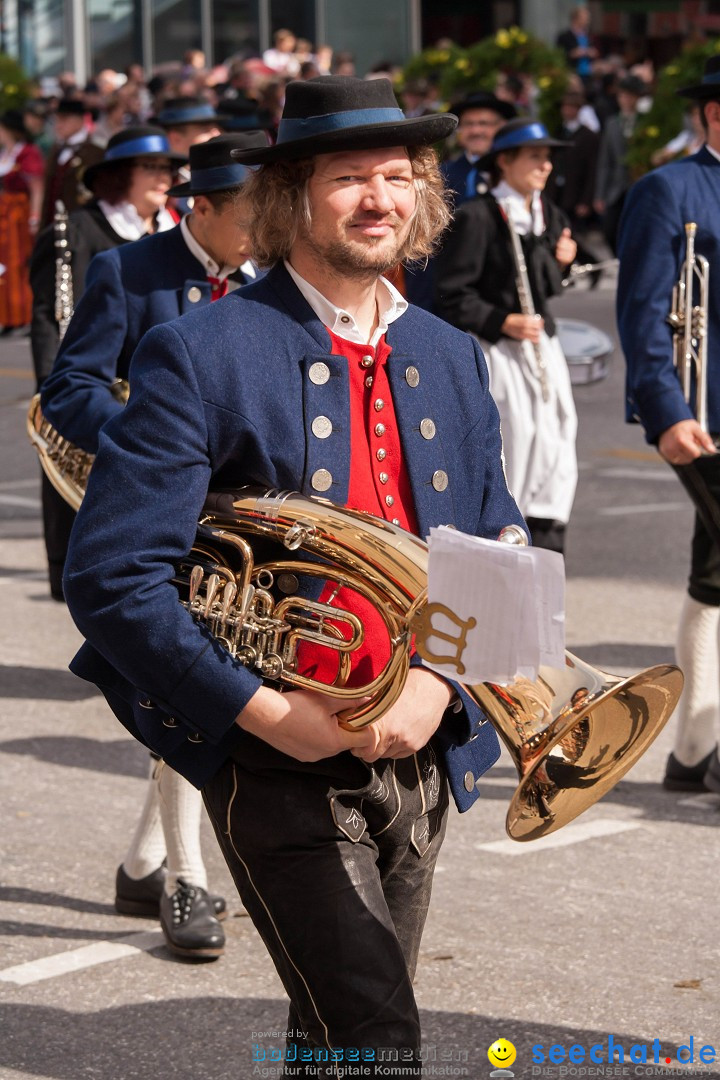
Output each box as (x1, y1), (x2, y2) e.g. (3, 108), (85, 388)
(0, 110), (44, 333)
(436, 118), (578, 553)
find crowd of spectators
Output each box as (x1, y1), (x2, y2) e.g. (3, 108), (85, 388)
(0, 11), (710, 333)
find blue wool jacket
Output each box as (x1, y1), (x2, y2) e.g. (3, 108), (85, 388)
(617, 147), (720, 442)
(41, 224), (257, 454)
(63, 263), (526, 811)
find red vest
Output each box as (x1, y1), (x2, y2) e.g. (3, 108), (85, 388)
(295, 328), (418, 688)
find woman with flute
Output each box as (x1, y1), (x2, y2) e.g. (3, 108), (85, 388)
(436, 118), (577, 553)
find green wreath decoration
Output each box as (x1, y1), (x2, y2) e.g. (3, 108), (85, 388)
(401, 28), (570, 133)
(627, 39), (720, 178)
(0, 53), (30, 113)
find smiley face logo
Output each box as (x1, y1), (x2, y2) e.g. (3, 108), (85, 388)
(488, 1039), (517, 1070)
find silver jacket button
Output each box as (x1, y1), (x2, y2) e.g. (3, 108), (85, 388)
(405, 366), (420, 387)
(385, 494), (394, 507)
(361, 354), (374, 368)
(163, 715), (179, 728)
(432, 469), (449, 492)
(187, 732), (204, 743)
(374, 398), (385, 412)
(378, 472), (389, 484)
(375, 423), (386, 437)
(311, 415), (332, 439)
(420, 418), (436, 440)
(311, 468), (333, 492)
(309, 362), (330, 385)
(376, 448), (386, 461)
(187, 286), (202, 303)
(463, 771), (475, 793)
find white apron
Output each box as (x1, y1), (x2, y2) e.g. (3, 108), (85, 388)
(481, 330), (578, 523)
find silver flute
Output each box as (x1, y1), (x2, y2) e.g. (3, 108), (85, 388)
(501, 200), (549, 403)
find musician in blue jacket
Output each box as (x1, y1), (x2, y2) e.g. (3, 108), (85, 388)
(617, 56), (720, 796)
(62, 77), (526, 1075)
(41, 132), (267, 962)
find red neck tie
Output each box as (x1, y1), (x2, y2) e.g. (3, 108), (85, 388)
(207, 276), (228, 302)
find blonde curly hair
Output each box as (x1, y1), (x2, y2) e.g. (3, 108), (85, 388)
(241, 145), (452, 268)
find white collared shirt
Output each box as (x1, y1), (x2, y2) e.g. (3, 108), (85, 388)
(180, 213), (239, 282)
(491, 180), (544, 237)
(284, 260), (408, 346)
(98, 199), (176, 241)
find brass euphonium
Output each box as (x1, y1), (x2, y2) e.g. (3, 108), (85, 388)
(27, 406), (682, 843)
(178, 488), (682, 842)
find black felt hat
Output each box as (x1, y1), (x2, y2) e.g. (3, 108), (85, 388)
(166, 132), (267, 196)
(56, 98), (86, 117)
(477, 117), (569, 171)
(0, 109), (30, 139)
(451, 91), (517, 122)
(677, 55), (720, 100)
(153, 96), (218, 127)
(83, 125), (187, 191)
(215, 97), (273, 132)
(230, 76), (457, 164)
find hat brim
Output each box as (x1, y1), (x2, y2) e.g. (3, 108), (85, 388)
(230, 113), (457, 164)
(676, 83), (720, 100)
(84, 149), (187, 190)
(454, 99), (517, 122)
(165, 177), (246, 197)
(477, 136), (569, 172)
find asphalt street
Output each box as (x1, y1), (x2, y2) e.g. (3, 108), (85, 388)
(1, 277), (718, 1080)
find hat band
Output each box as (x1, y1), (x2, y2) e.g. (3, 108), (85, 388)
(105, 134), (171, 160)
(159, 106), (217, 124)
(491, 122), (551, 154)
(277, 107), (405, 143)
(188, 163), (254, 189)
(702, 71), (720, 85)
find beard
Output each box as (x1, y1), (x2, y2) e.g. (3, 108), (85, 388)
(301, 213), (413, 280)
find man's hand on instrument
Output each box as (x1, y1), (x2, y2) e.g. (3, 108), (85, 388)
(236, 685), (375, 762)
(658, 419), (716, 465)
(555, 227), (577, 266)
(502, 313), (544, 343)
(349, 668), (453, 762)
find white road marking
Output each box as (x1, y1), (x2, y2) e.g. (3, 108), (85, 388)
(0, 479), (38, 491)
(0, 493), (41, 509)
(476, 818), (641, 856)
(677, 793), (720, 810)
(598, 502), (687, 516)
(0, 930), (164, 985)
(595, 467), (675, 482)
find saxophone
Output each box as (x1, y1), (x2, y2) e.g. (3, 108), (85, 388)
(53, 201), (73, 341)
(26, 396), (683, 840)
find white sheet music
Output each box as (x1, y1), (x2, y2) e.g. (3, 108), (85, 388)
(423, 528), (565, 685)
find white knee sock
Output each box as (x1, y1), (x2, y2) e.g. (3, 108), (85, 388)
(121, 759), (167, 880)
(672, 594), (720, 766)
(155, 762), (208, 894)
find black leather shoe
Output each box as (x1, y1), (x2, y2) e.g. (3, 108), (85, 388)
(115, 863), (228, 920)
(160, 879), (225, 959)
(703, 748), (720, 794)
(663, 749), (714, 791)
(115, 864), (167, 916)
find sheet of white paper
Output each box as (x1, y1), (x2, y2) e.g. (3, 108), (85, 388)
(423, 528), (565, 685)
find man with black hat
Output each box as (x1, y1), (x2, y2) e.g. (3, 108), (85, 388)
(38, 132), (266, 960)
(405, 90), (516, 312)
(60, 76), (524, 1072)
(443, 90), (517, 204)
(594, 73), (647, 253)
(39, 99), (104, 230)
(617, 56), (720, 795)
